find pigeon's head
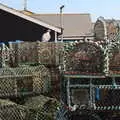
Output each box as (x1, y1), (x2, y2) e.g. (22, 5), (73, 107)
(47, 29), (51, 32)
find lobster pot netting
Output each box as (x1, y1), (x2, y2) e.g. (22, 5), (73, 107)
(23, 95), (60, 120)
(36, 42), (64, 66)
(93, 78), (120, 110)
(95, 87), (120, 110)
(0, 96), (60, 120)
(109, 46), (120, 74)
(0, 99), (26, 120)
(8, 42), (64, 67)
(0, 65), (51, 98)
(64, 42), (104, 74)
(71, 88), (89, 106)
(0, 42), (62, 120)
(95, 88), (120, 106)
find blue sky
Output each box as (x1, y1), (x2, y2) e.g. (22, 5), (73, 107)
(0, 0), (120, 22)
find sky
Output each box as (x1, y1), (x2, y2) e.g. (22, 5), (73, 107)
(0, 0), (120, 22)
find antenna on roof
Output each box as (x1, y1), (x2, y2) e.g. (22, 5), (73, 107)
(23, 0), (27, 10)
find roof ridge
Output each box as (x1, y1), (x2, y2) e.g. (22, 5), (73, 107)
(32, 13), (90, 16)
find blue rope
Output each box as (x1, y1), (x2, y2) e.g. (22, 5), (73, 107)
(96, 88), (100, 100)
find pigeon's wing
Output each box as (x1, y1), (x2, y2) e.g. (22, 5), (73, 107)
(42, 32), (51, 42)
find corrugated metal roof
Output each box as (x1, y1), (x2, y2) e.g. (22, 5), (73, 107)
(0, 4), (61, 33)
(31, 13), (93, 38)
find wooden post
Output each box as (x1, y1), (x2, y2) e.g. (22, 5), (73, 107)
(1, 43), (5, 67)
(55, 31), (57, 43)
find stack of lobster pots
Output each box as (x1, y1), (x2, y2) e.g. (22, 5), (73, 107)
(36, 41), (64, 99)
(0, 41), (62, 99)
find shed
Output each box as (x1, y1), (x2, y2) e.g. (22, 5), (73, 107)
(0, 4), (61, 42)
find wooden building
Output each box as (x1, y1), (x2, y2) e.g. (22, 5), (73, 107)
(0, 3), (61, 42)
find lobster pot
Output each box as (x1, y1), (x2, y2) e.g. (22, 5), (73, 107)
(23, 95), (60, 120)
(0, 65), (51, 98)
(9, 42), (38, 67)
(64, 42), (103, 73)
(32, 66), (51, 94)
(94, 19), (105, 40)
(49, 67), (60, 99)
(94, 17), (120, 40)
(109, 47), (120, 74)
(36, 42), (64, 66)
(33, 73), (43, 94)
(0, 78), (16, 97)
(0, 68), (18, 97)
(0, 99), (26, 120)
(9, 42), (63, 67)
